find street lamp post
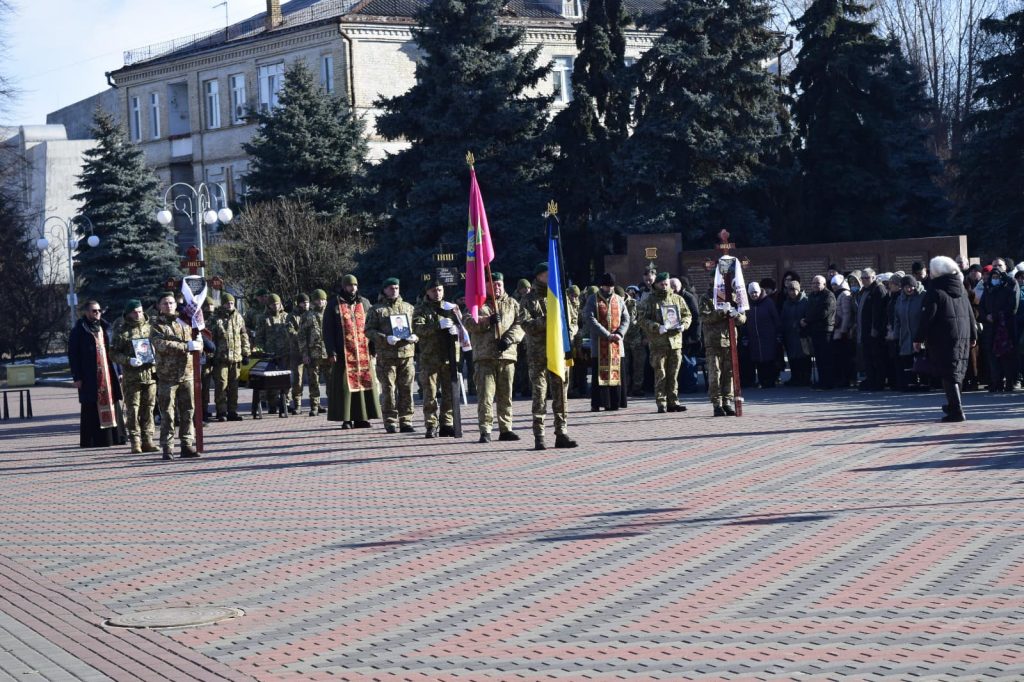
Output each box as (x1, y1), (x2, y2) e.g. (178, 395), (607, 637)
(36, 215), (99, 329)
(155, 182), (233, 278)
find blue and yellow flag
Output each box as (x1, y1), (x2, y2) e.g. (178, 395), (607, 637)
(545, 209), (572, 379)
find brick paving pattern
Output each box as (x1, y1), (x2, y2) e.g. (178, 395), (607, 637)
(1, 386), (1023, 680)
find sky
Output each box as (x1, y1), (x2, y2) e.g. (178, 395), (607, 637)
(4, 0), (268, 125)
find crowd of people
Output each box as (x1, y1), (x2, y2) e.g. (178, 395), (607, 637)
(66, 254), (1000, 461)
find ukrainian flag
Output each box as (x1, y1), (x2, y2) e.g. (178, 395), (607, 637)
(546, 211), (572, 379)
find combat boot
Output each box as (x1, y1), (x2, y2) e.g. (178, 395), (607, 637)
(288, 399), (298, 415)
(161, 446), (173, 461)
(534, 436), (546, 451)
(713, 406), (726, 417)
(498, 431), (520, 442)
(141, 442), (160, 454)
(425, 426), (436, 439)
(400, 424), (416, 433)
(479, 432), (491, 444)
(227, 412), (243, 422)
(129, 440), (142, 455)
(216, 412), (227, 422)
(180, 444), (200, 458)
(722, 404), (736, 416)
(385, 424), (397, 434)
(438, 425), (455, 437)
(554, 434), (578, 449)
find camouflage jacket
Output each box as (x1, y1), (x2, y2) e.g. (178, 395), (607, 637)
(299, 309), (327, 361)
(150, 313), (194, 383)
(212, 309), (250, 364)
(520, 281), (578, 358)
(624, 298), (644, 346)
(412, 298), (461, 370)
(463, 294), (525, 362)
(110, 313), (155, 385)
(699, 294), (746, 349)
(638, 290), (691, 352)
(286, 311), (305, 357)
(366, 296), (416, 361)
(257, 311), (290, 359)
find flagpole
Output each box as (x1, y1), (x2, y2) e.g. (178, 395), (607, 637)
(547, 201), (574, 371)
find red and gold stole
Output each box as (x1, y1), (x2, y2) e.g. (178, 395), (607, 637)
(92, 328), (118, 429)
(339, 300), (373, 392)
(596, 294), (622, 387)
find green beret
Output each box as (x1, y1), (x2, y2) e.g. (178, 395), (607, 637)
(268, 293), (282, 304)
(568, 285), (580, 295)
(202, 297), (216, 308)
(158, 291), (175, 301)
(655, 272), (670, 283)
(296, 293), (310, 303)
(312, 289), (327, 301)
(124, 299), (142, 314)
(222, 293), (235, 304)
(534, 262), (549, 276)
(255, 288), (269, 297)
(342, 274), (358, 286)
(383, 277), (400, 287)
(517, 279), (531, 290)
(492, 272), (504, 282)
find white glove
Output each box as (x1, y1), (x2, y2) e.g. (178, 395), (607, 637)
(387, 335), (398, 346)
(659, 324), (668, 335)
(448, 326), (460, 337)
(439, 318), (453, 329)
(441, 302), (457, 312)
(409, 334), (419, 343)
(729, 310), (740, 319)
(129, 358), (143, 367)
(186, 340), (202, 352)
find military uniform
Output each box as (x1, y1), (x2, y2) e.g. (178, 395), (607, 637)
(256, 296), (291, 414)
(110, 305), (157, 453)
(624, 293), (646, 394)
(637, 277), (692, 412)
(520, 265), (578, 450)
(366, 284), (417, 432)
(211, 296), (250, 419)
(699, 294), (746, 415)
(150, 311), (196, 458)
(200, 299), (217, 421)
(464, 278), (525, 442)
(287, 296), (309, 413)
(412, 292), (461, 437)
(299, 290), (329, 416)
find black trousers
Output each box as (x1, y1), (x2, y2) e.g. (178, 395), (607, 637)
(810, 331), (833, 388)
(832, 337), (855, 387)
(788, 356), (812, 386)
(862, 338), (888, 389)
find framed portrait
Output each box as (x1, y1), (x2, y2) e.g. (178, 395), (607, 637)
(660, 304), (682, 330)
(131, 338), (155, 365)
(390, 314), (412, 340)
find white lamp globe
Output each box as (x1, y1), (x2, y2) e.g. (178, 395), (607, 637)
(203, 209), (219, 225)
(217, 207), (234, 224)
(86, 235), (100, 248)
(156, 209), (173, 226)
(36, 237), (49, 251)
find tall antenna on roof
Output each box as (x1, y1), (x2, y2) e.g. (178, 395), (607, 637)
(213, 1), (229, 37)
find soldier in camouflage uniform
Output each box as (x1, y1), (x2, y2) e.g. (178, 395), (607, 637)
(637, 272), (692, 413)
(699, 290), (746, 416)
(287, 294), (310, 414)
(150, 292), (201, 460)
(110, 299), (158, 454)
(256, 293), (291, 414)
(211, 293), (250, 421)
(412, 279), (461, 438)
(200, 298), (217, 422)
(513, 279), (532, 397)
(299, 289), (329, 416)
(464, 272), (525, 443)
(520, 262), (578, 451)
(244, 288), (269, 343)
(367, 278), (419, 433)
(624, 286), (645, 395)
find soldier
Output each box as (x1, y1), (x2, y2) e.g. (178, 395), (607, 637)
(299, 289), (329, 416)
(412, 279), (461, 438)
(150, 292), (202, 460)
(699, 289), (747, 416)
(287, 294), (310, 414)
(256, 293), (290, 413)
(200, 297), (217, 423)
(465, 273), (525, 443)
(244, 288), (269, 336)
(211, 293), (250, 421)
(624, 286), (646, 396)
(521, 262), (578, 451)
(567, 285), (588, 398)
(110, 299), (158, 454)
(513, 279), (532, 397)
(367, 278), (419, 433)
(637, 272), (692, 414)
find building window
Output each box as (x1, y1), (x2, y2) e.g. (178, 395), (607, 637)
(205, 79), (221, 129)
(551, 56), (573, 105)
(229, 74), (247, 124)
(562, 0), (581, 18)
(150, 92), (161, 139)
(258, 63), (285, 111)
(321, 55), (335, 93)
(129, 97), (141, 142)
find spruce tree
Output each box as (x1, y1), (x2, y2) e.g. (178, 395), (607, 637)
(243, 61), (368, 218)
(609, 0), (782, 248)
(956, 9), (1024, 255)
(364, 0), (553, 285)
(73, 111), (179, 315)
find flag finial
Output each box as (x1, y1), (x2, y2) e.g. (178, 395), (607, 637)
(466, 151), (475, 168)
(544, 200), (558, 217)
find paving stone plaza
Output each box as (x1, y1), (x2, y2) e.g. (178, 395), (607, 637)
(0, 386), (1022, 680)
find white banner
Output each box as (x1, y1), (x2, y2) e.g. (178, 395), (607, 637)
(180, 275), (208, 331)
(713, 256), (749, 313)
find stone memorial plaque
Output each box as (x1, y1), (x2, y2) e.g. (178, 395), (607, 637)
(892, 254), (926, 273)
(842, 255), (878, 272)
(787, 259), (828, 280)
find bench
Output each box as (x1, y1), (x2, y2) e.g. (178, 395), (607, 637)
(1, 389), (33, 420)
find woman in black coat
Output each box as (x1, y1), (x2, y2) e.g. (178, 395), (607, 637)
(913, 258), (978, 422)
(68, 301), (123, 447)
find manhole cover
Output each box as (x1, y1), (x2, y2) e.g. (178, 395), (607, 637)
(105, 606), (244, 629)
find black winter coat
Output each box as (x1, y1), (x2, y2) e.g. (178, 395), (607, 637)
(804, 290), (836, 334)
(68, 318), (123, 405)
(858, 281), (889, 343)
(914, 274), (977, 382)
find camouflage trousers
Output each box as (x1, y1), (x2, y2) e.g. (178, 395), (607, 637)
(650, 347), (682, 409)
(627, 341), (646, 392)
(420, 362), (454, 429)
(707, 347), (735, 407)
(474, 359), (515, 435)
(377, 356), (415, 427)
(214, 361), (241, 415)
(123, 379), (156, 447)
(290, 353), (305, 402)
(304, 359), (328, 406)
(528, 352), (568, 438)
(158, 380), (195, 449)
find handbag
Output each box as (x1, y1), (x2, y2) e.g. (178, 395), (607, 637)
(912, 350), (934, 376)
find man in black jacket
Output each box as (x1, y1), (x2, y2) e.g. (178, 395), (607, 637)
(803, 276), (837, 389)
(857, 268), (889, 390)
(980, 262), (1020, 391)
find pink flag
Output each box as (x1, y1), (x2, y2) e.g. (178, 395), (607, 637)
(465, 165), (495, 322)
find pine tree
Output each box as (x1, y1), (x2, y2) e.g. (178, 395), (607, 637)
(609, 0), (782, 248)
(956, 8), (1024, 255)
(549, 0), (632, 280)
(73, 111), (179, 315)
(364, 0), (553, 285)
(243, 61), (368, 218)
